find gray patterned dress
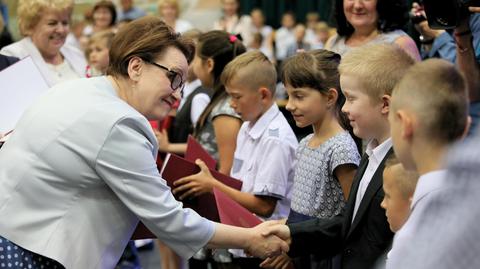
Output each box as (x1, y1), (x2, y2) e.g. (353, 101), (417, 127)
(289, 131), (360, 221)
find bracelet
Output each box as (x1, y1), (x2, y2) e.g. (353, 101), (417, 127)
(454, 29), (472, 37)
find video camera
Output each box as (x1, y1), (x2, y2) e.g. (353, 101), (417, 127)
(413, 0), (480, 29)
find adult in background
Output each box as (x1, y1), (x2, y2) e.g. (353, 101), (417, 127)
(118, 0), (146, 22)
(82, 0), (117, 37)
(213, 0), (253, 46)
(326, 0), (421, 60)
(157, 0), (192, 34)
(0, 0), (86, 86)
(0, 17), (286, 269)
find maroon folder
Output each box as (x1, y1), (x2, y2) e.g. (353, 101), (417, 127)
(185, 135), (217, 170)
(132, 154), (242, 239)
(213, 188), (262, 228)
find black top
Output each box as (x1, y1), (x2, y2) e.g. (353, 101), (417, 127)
(169, 85), (212, 143)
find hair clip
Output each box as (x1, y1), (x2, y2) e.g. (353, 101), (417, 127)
(229, 35), (238, 43)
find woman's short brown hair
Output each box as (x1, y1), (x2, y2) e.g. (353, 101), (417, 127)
(17, 0), (73, 36)
(107, 16), (195, 78)
(93, 0), (117, 27)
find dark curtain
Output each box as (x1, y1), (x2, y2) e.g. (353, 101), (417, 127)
(239, 0), (335, 29)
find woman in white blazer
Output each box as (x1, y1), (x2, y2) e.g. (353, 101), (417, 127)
(0, 0), (86, 87)
(0, 17), (286, 269)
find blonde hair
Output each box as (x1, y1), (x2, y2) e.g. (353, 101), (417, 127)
(221, 50), (277, 94)
(17, 0), (74, 36)
(339, 44), (415, 103)
(85, 30), (116, 59)
(158, 0), (180, 17)
(392, 59), (468, 143)
(384, 154), (418, 199)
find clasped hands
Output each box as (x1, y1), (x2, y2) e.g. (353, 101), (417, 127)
(172, 159), (294, 268)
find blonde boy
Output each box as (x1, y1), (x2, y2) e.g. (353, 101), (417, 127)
(386, 59), (469, 268)
(381, 155), (418, 233)
(174, 51), (297, 267)
(260, 44), (416, 269)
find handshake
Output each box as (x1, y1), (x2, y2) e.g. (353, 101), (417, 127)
(233, 220), (295, 269)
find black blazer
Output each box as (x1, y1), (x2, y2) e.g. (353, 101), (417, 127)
(288, 149), (394, 269)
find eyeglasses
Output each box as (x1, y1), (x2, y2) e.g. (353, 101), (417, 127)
(144, 59), (185, 95)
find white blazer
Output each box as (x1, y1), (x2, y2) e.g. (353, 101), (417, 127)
(0, 77), (214, 269)
(0, 37), (87, 86)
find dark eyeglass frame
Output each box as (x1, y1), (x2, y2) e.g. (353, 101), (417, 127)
(144, 59), (185, 94)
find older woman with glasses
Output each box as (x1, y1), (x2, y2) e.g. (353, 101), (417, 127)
(0, 16), (287, 269)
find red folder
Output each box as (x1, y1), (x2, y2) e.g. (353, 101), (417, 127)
(185, 135), (217, 170)
(213, 188), (262, 228)
(132, 154), (242, 239)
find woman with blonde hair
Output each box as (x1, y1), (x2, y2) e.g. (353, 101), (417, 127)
(0, 0), (86, 86)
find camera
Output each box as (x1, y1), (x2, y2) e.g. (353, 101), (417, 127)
(422, 0), (480, 29)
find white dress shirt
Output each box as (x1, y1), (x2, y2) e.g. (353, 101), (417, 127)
(352, 138), (393, 222)
(0, 77), (214, 269)
(229, 104), (297, 256)
(386, 170), (448, 268)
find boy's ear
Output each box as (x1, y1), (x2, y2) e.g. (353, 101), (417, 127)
(326, 88), (339, 108)
(397, 110), (414, 140)
(206, 58), (214, 74)
(259, 87), (272, 100)
(127, 56), (143, 82)
(381, 94), (391, 115)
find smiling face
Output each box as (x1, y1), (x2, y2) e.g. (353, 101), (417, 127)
(285, 85), (330, 128)
(340, 74), (384, 140)
(132, 46), (188, 120)
(93, 6), (113, 29)
(343, 0), (378, 31)
(29, 8), (70, 59)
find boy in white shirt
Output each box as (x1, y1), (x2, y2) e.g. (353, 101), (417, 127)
(173, 51), (297, 268)
(386, 59), (470, 268)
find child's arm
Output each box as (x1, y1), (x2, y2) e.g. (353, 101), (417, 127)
(153, 129), (187, 154)
(212, 115), (242, 174)
(334, 164), (357, 200)
(173, 159), (278, 218)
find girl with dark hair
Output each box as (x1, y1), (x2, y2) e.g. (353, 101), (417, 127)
(263, 49), (361, 269)
(326, 0), (420, 60)
(158, 30), (246, 175)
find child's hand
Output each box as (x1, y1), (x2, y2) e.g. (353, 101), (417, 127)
(172, 159), (217, 199)
(260, 253), (294, 269)
(469, 6), (480, 13)
(154, 129), (170, 152)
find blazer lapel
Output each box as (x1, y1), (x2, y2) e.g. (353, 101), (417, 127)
(342, 154), (369, 236)
(347, 148), (393, 238)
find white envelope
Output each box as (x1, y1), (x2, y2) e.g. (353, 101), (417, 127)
(0, 56), (49, 134)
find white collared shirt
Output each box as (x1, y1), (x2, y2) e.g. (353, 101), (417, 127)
(230, 104), (298, 220)
(386, 169), (448, 268)
(229, 104), (297, 257)
(352, 138), (393, 222)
